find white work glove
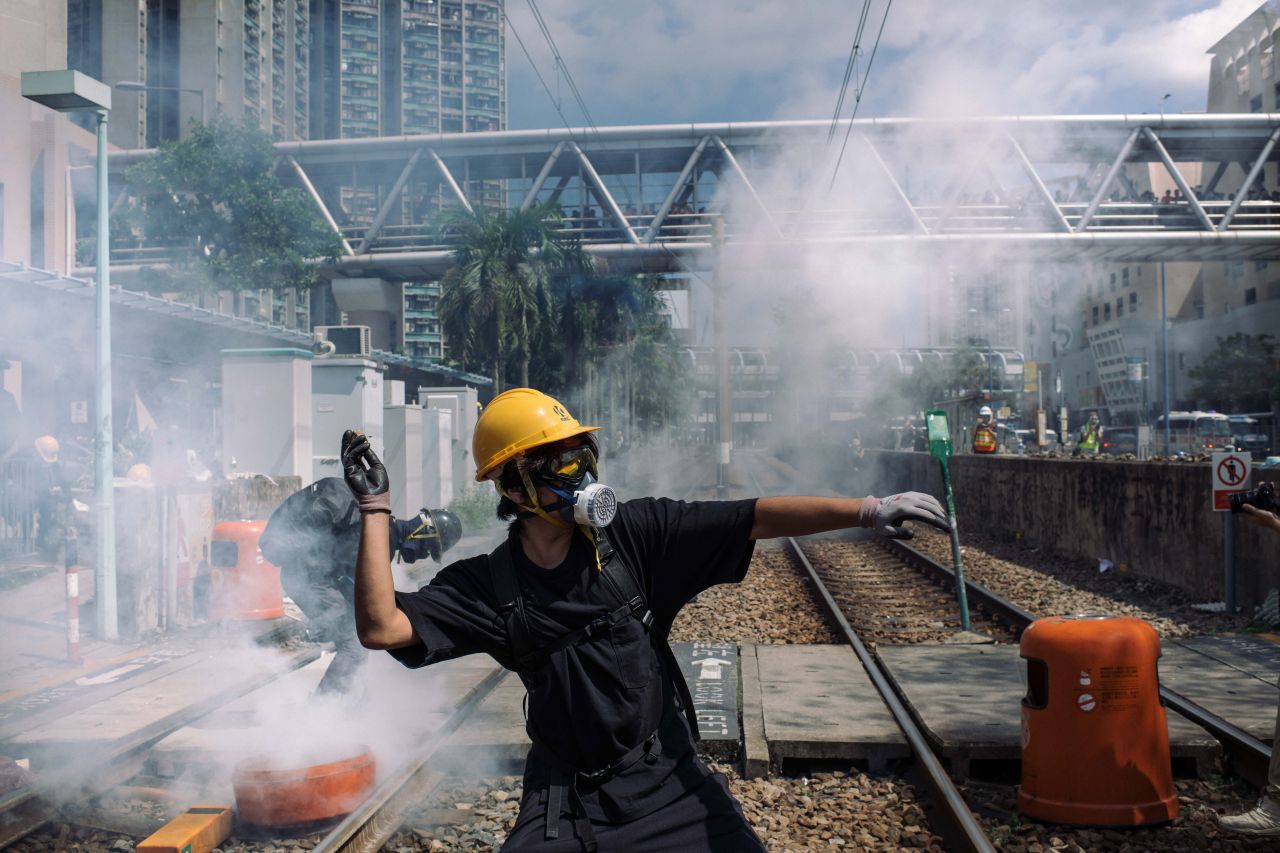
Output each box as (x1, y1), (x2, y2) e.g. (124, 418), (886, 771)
(858, 492), (950, 540)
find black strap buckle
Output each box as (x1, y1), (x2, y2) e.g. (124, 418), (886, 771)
(628, 596), (655, 629)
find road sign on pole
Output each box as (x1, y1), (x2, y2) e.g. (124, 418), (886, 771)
(1211, 450), (1251, 512)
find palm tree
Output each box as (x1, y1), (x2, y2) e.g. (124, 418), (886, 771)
(439, 201), (591, 391)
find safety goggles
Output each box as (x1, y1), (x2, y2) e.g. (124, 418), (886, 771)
(531, 445), (598, 487)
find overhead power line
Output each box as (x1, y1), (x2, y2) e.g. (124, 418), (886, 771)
(827, 0), (875, 144)
(829, 0), (894, 191)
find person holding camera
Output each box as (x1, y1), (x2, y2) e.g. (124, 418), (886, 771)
(1219, 495), (1280, 837)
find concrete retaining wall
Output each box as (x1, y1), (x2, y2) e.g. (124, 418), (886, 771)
(855, 450), (1280, 608)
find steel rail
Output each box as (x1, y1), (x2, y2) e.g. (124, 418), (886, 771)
(312, 666), (509, 853)
(745, 464), (994, 852)
(777, 533), (996, 852)
(0, 643), (321, 847)
(875, 536), (1274, 786)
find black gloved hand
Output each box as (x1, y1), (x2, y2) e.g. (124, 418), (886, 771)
(341, 429), (391, 513)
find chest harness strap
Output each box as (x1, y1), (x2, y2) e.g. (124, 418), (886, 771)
(488, 528), (700, 847)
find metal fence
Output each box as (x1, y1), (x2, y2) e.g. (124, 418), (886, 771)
(0, 458), (39, 559)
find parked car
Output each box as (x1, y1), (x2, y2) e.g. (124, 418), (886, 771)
(1102, 430), (1139, 455)
(1014, 427), (1059, 450)
(1228, 415), (1271, 460)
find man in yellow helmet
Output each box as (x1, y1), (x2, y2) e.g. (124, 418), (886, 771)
(343, 388), (948, 852)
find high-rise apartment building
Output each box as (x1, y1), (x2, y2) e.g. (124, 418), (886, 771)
(66, 0), (312, 147)
(65, 0), (507, 358)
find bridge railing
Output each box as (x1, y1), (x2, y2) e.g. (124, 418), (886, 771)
(101, 199), (1280, 266)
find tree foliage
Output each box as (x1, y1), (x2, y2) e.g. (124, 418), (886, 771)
(903, 346), (993, 411)
(119, 115), (341, 293)
(1188, 333), (1280, 411)
(438, 202), (590, 391)
(437, 204), (689, 436)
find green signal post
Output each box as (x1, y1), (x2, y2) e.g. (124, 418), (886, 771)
(926, 410), (972, 632)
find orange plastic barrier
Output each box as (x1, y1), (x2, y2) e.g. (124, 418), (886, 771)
(233, 748), (376, 827)
(209, 521), (284, 620)
(136, 805), (232, 853)
(1018, 615), (1177, 826)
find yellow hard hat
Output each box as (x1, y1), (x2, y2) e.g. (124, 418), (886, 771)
(126, 463), (153, 484)
(35, 435), (59, 463)
(473, 388), (599, 481)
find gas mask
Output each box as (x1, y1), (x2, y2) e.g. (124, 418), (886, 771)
(513, 444), (618, 529)
(544, 472), (618, 529)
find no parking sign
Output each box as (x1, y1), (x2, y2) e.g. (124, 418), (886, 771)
(1212, 450), (1252, 512)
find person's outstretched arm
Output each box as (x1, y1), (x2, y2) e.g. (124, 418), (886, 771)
(750, 492), (949, 541)
(343, 429), (417, 650)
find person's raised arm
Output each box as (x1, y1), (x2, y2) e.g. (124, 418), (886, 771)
(342, 429), (417, 650)
(750, 492), (949, 541)
(1242, 503), (1280, 536)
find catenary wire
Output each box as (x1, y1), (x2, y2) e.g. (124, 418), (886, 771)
(829, 0), (894, 192)
(827, 1), (874, 144)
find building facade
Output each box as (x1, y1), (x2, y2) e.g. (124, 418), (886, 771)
(64, 0), (507, 359)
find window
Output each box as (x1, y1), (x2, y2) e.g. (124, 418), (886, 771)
(1246, 287), (1258, 305)
(1129, 292), (1137, 310)
(1092, 306), (1100, 325)
(1257, 261), (1268, 271)
(1122, 267), (1130, 287)
(1251, 94), (1264, 112)
(1116, 298), (1124, 317)
(1104, 303), (1111, 321)
(1275, 81), (1280, 110)
(1109, 272), (1116, 291)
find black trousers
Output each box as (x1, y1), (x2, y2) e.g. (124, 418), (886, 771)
(281, 569), (367, 695)
(501, 768), (765, 852)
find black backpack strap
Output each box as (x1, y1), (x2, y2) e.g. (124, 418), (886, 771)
(488, 540), (535, 672)
(595, 529), (701, 741)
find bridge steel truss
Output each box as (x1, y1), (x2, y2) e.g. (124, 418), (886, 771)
(106, 114), (1280, 280)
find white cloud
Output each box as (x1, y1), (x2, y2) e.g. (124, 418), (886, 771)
(504, 0), (1268, 127)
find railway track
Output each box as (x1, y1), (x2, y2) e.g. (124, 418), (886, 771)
(744, 460), (1274, 851)
(875, 534), (1274, 788)
(0, 638), (321, 848)
(765, 542), (997, 850)
(310, 667), (508, 853)
(7, 459), (1271, 851)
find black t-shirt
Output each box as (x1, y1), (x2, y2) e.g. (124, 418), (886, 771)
(390, 497), (758, 820)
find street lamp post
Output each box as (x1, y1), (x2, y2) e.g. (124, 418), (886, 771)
(22, 70), (118, 640)
(114, 80), (208, 126)
(1161, 262), (1171, 454)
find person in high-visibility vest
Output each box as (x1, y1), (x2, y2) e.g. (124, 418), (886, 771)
(972, 406), (998, 454)
(1078, 412), (1103, 454)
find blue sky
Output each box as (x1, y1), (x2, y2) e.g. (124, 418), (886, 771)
(503, 0), (1267, 130)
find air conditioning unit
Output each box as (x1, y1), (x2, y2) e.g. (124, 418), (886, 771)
(314, 325), (372, 358)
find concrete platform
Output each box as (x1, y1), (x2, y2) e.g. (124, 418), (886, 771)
(755, 644), (908, 771)
(1159, 642), (1278, 743)
(435, 670), (529, 775)
(876, 645), (1222, 778)
(1, 641), (320, 772)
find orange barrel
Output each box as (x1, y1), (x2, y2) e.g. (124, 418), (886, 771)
(1017, 614), (1177, 826)
(208, 521), (284, 620)
(232, 747), (376, 827)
